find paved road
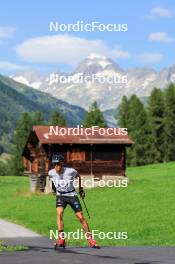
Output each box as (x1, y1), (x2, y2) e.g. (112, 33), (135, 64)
(0, 219), (175, 264)
(1, 237), (175, 264)
(0, 219), (41, 238)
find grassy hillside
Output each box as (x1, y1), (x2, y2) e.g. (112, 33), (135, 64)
(0, 75), (87, 152)
(0, 162), (174, 246)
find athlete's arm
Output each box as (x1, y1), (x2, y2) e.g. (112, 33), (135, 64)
(72, 168), (85, 198)
(77, 174), (85, 199)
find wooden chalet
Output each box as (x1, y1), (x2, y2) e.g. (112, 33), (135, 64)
(22, 126), (133, 192)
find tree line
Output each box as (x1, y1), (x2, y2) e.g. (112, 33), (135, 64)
(1, 83), (175, 175)
(117, 83), (175, 166)
(0, 102), (106, 175)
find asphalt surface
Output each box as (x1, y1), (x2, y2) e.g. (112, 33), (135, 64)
(0, 219), (175, 264)
(0, 219), (41, 238)
(1, 237), (175, 264)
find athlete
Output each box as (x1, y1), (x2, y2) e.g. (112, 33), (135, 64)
(48, 153), (99, 248)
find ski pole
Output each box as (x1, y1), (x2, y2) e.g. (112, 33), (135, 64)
(81, 198), (91, 219)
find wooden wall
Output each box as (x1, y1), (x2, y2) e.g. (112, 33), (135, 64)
(47, 144), (125, 176)
(24, 143), (126, 177)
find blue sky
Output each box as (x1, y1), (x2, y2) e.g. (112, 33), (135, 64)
(0, 0), (175, 74)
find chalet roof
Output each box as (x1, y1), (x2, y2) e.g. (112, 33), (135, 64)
(29, 126), (133, 145)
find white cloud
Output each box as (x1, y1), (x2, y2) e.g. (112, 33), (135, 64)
(111, 49), (130, 59)
(0, 26), (16, 39)
(146, 6), (173, 19)
(15, 34), (130, 65)
(148, 32), (175, 43)
(0, 61), (23, 70)
(136, 53), (163, 63)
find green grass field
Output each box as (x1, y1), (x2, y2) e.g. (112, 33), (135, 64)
(0, 240), (28, 252)
(0, 162), (174, 246)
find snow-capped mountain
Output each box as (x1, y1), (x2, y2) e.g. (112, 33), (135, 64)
(74, 53), (124, 75)
(12, 70), (45, 89)
(11, 53), (175, 111)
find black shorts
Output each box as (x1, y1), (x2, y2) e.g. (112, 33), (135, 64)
(56, 195), (82, 213)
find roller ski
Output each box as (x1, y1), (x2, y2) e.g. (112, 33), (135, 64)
(54, 237), (66, 249)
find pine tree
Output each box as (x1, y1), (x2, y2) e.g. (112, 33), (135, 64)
(10, 113), (32, 175)
(148, 88), (165, 163)
(50, 111), (66, 126)
(83, 101), (107, 127)
(117, 95), (130, 127)
(32, 111), (44, 125)
(164, 83), (175, 161)
(126, 95), (152, 166)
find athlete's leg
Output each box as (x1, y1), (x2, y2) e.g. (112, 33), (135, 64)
(55, 196), (67, 246)
(69, 196), (99, 247)
(55, 207), (66, 247)
(75, 211), (98, 247)
(75, 211), (90, 233)
(56, 207), (64, 232)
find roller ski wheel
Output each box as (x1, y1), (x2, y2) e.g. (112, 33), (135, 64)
(91, 244), (100, 249)
(54, 239), (66, 249)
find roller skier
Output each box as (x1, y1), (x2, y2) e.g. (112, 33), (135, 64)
(48, 153), (99, 249)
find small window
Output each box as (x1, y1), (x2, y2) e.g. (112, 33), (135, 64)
(92, 145), (122, 161)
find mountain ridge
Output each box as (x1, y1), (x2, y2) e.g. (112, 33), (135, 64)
(12, 54), (175, 111)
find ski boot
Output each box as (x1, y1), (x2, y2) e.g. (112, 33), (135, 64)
(87, 237), (100, 249)
(54, 237), (66, 249)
